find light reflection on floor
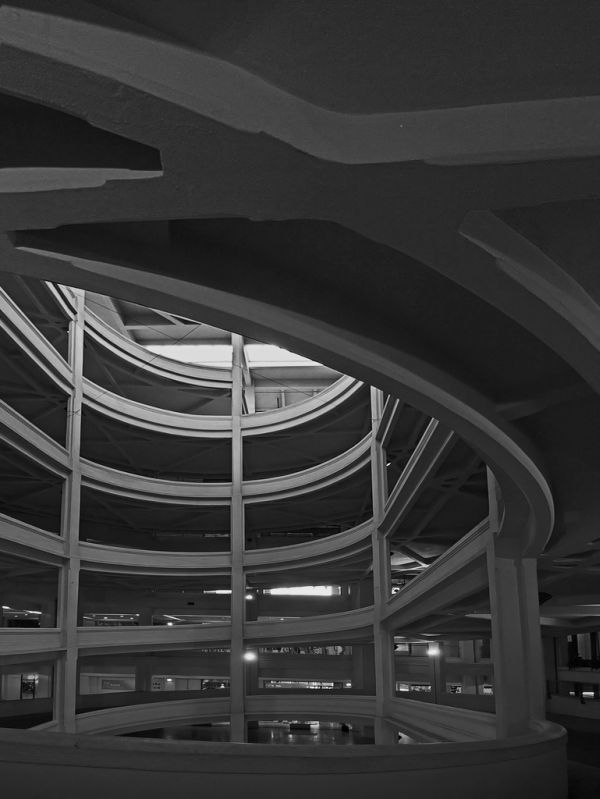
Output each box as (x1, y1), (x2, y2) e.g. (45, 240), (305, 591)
(124, 721), (374, 745)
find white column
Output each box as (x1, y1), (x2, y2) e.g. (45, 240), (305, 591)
(229, 333), (246, 741)
(487, 470), (545, 737)
(55, 289), (84, 732)
(370, 387), (396, 744)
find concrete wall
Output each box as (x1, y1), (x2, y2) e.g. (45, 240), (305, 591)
(0, 723), (567, 799)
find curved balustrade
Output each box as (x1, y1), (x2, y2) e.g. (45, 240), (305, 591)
(244, 519), (372, 572)
(243, 434), (371, 502)
(0, 286), (72, 390)
(245, 606), (374, 646)
(83, 379), (232, 437)
(82, 377), (363, 441)
(80, 459), (231, 504)
(0, 721), (567, 799)
(85, 310), (232, 390)
(0, 513), (66, 561)
(245, 692), (376, 721)
(0, 399), (69, 473)
(78, 435), (371, 506)
(0, 628), (62, 658)
(0, 512), (372, 575)
(73, 696), (231, 735)
(79, 542), (231, 574)
(386, 696), (496, 743)
(77, 623), (232, 654)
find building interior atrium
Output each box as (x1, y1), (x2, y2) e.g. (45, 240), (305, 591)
(1, 2), (600, 798)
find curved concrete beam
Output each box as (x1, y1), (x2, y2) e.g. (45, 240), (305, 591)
(0, 167), (162, 194)
(18, 249), (552, 557)
(1, 7), (599, 166)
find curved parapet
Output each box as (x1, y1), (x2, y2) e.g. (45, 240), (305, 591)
(83, 379), (232, 438)
(74, 696), (231, 736)
(0, 721), (567, 799)
(244, 519), (372, 573)
(77, 622), (232, 655)
(80, 459), (231, 504)
(243, 435), (371, 502)
(78, 542), (231, 575)
(245, 606), (374, 646)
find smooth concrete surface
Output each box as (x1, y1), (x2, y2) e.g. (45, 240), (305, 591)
(0, 723), (567, 799)
(549, 714), (600, 799)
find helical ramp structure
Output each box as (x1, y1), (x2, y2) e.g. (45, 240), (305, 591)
(2, 3), (600, 798)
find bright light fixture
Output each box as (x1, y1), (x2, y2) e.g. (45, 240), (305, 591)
(243, 651), (257, 662)
(427, 642), (441, 657)
(269, 586), (334, 597)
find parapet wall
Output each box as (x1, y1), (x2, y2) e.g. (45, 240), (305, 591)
(0, 722), (567, 799)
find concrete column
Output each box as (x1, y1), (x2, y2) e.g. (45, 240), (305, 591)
(229, 333), (246, 741)
(350, 577), (374, 609)
(39, 600), (56, 628)
(370, 387), (396, 744)
(138, 609), (154, 626)
(135, 662), (153, 693)
(487, 471), (545, 737)
(430, 647), (445, 702)
(55, 290), (84, 732)
(352, 644), (377, 694)
(245, 592), (259, 693)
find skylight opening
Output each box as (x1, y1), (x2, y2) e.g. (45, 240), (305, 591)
(266, 585), (339, 597)
(144, 342), (321, 368)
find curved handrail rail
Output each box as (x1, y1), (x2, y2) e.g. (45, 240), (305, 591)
(244, 518), (372, 571)
(245, 605), (374, 645)
(79, 433), (370, 504)
(79, 541), (231, 574)
(243, 434), (371, 502)
(83, 377), (232, 437)
(85, 308), (232, 389)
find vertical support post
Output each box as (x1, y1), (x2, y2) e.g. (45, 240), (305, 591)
(135, 661), (153, 694)
(429, 646), (445, 703)
(487, 469), (545, 737)
(229, 333), (246, 741)
(370, 388), (396, 744)
(55, 289), (84, 732)
(590, 633), (600, 699)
